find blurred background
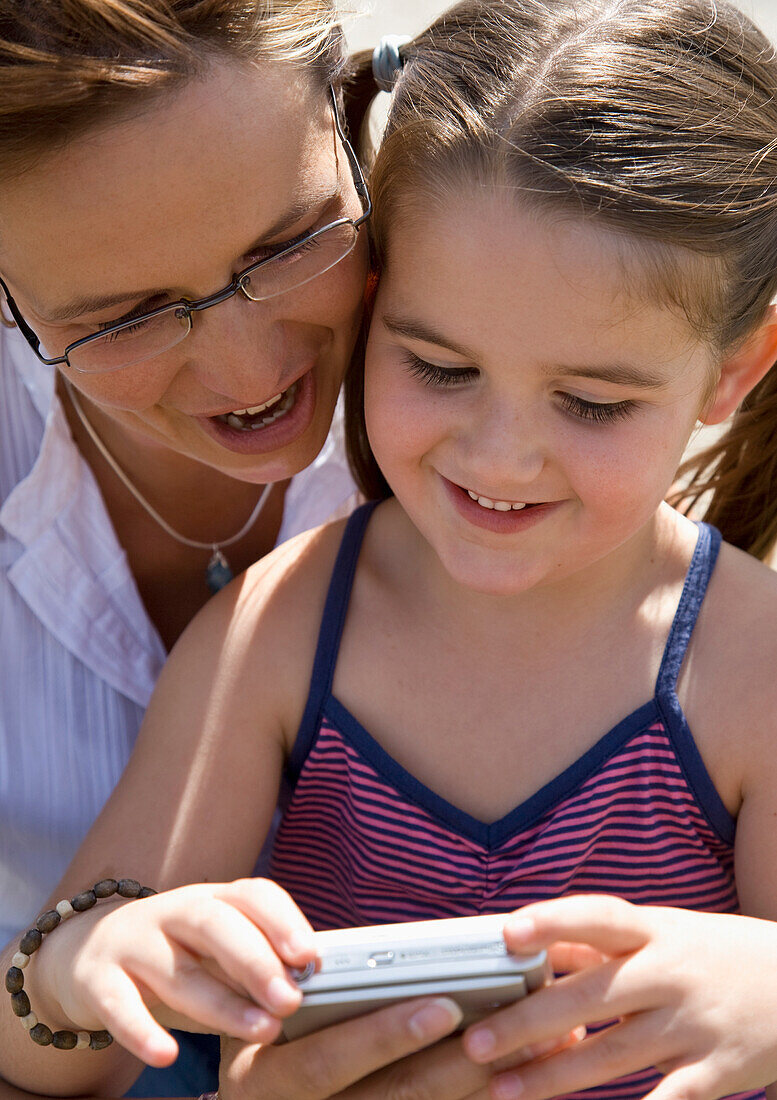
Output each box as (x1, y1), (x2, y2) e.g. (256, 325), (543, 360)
(345, 0), (777, 50)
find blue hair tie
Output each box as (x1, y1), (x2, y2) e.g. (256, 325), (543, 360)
(372, 34), (411, 93)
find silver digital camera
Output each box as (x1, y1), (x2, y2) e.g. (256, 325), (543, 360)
(283, 912), (550, 1040)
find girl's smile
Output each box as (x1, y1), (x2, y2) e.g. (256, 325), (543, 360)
(365, 191), (715, 596)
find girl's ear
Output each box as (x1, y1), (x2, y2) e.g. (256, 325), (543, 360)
(702, 304), (777, 425)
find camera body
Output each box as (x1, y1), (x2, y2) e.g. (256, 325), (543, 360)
(283, 912), (549, 1040)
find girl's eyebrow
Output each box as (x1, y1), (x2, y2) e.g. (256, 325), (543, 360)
(547, 363), (670, 388)
(382, 314), (476, 359)
(383, 314), (670, 388)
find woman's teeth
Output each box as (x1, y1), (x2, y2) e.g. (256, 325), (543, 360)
(467, 489), (527, 512)
(218, 383), (298, 431)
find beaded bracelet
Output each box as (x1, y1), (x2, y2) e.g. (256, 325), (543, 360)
(5, 878), (156, 1050)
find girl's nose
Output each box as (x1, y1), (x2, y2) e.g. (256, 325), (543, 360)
(458, 399), (547, 486)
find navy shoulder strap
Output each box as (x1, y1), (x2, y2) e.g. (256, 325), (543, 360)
(287, 501), (379, 778)
(655, 522), (722, 696)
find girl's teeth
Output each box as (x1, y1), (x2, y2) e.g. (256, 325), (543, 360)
(466, 489), (527, 511)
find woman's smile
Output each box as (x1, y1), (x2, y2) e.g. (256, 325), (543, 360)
(0, 60), (368, 485)
(196, 370), (315, 456)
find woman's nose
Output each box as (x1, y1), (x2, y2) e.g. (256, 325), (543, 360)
(180, 294), (287, 395)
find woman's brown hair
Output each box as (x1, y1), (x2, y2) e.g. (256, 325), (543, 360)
(346, 0), (777, 558)
(0, 1), (346, 180)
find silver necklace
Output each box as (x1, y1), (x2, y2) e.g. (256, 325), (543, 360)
(64, 379), (274, 594)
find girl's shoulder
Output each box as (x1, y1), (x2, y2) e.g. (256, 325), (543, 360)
(683, 535), (777, 803)
(699, 537), (777, 675)
(174, 514), (351, 742)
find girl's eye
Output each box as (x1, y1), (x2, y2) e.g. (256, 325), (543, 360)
(561, 393), (637, 423)
(402, 350), (478, 387)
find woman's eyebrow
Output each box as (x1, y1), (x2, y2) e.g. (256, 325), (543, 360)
(40, 288), (168, 323)
(37, 188), (341, 323)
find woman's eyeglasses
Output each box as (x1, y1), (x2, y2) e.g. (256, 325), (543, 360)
(0, 87), (371, 375)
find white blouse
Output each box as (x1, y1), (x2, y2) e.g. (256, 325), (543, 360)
(0, 324), (358, 946)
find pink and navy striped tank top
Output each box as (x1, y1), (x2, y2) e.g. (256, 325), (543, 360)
(270, 502), (760, 1100)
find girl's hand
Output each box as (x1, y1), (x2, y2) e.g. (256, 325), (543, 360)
(462, 895), (777, 1100)
(41, 878), (315, 1065)
(220, 997), (583, 1100)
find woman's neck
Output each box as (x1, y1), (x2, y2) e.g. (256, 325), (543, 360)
(58, 376), (290, 649)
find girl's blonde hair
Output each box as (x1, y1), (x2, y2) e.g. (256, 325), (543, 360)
(346, 0), (777, 559)
(0, 1), (346, 179)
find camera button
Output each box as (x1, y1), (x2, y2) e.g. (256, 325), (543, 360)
(368, 950), (395, 967)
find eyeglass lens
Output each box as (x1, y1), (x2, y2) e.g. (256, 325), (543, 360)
(68, 221), (359, 373)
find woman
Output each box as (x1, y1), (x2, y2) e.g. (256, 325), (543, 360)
(0, 1), (375, 1092)
(0, 7), (521, 1096)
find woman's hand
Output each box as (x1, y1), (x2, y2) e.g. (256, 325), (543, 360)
(220, 996), (583, 1100)
(461, 895), (777, 1100)
(38, 878), (316, 1066)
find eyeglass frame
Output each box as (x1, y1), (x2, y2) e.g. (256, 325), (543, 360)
(0, 85), (372, 374)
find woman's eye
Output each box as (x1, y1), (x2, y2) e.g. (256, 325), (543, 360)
(561, 393), (636, 423)
(249, 230), (318, 266)
(97, 305), (155, 333)
(402, 350), (477, 387)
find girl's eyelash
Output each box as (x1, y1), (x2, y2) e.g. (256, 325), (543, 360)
(401, 352), (637, 424)
(561, 393), (636, 423)
(402, 350), (477, 387)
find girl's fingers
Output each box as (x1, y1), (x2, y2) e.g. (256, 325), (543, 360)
(642, 1062), (723, 1100)
(545, 941), (609, 973)
(484, 1016), (676, 1100)
(218, 878), (316, 965)
(161, 896), (302, 1015)
(131, 940), (282, 1045)
(92, 967), (180, 1068)
(503, 896), (651, 958)
(463, 956), (659, 1062)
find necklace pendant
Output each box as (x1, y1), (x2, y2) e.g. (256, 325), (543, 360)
(206, 549), (234, 594)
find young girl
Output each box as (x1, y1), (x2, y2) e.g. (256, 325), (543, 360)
(6, 1), (777, 1099)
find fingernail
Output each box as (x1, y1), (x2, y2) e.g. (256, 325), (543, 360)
(266, 975), (299, 1012)
(493, 1072), (525, 1099)
(504, 915), (534, 940)
(286, 930), (315, 957)
(408, 997), (463, 1041)
(465, 1026), (496, 1060)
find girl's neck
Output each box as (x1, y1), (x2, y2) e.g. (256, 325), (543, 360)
(392, 500), (696, 646)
